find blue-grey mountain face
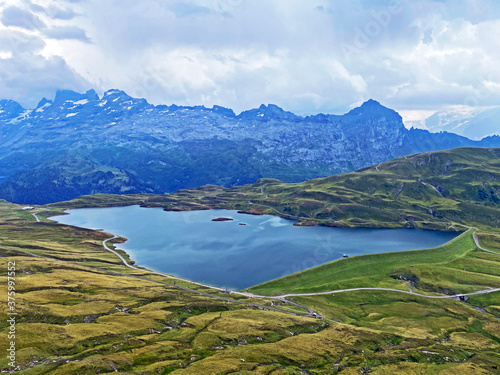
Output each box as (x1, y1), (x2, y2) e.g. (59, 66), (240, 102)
(1, 90), (499, 204)
(0, 99), (25, 121)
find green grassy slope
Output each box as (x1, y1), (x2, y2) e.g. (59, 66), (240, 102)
(156, 147), (500, 230)
(153, 147), (500, 324)
(1, 147), (500, 373)
(3, 202), (498, 374)
(249, 229), (479, 296)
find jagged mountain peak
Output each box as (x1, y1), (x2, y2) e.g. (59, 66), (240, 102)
(238, 103), (299, 121)
(0, 99), (25, 120)
(0, 99), (24, 110)
(84, 89), (100, 101)
(0, 88), (499, 204)
(262, 103), (287, 112)
(101, 89), (153, 109)
(211, 105), (235, 117)
(35, 97), (52, 110)
(53, 89), (100, 106)
(258, 103), (289, 113)
(362, 98), (381, 106)
(103, 89), (131, 99)
(346, 99), (402, 120)
(0, 99), (23, 107)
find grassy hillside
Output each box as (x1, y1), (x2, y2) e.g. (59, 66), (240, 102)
(249, 229), (480, 296)
(1, 202), (499, 374)
(145, 147), (500, 331)
(1, 147), (500, 373)
(152, 147), (500, 230)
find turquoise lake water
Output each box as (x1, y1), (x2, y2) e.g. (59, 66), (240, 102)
(53, 205), (459, 290)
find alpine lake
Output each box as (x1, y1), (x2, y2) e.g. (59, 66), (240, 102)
(53, 205), (459, 290)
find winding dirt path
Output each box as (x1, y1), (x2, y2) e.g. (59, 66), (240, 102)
(247, 228), (500, 301)
(101, 237), (317, 315)
(28, 214), (500, 318)
(473, 232), (500, 255)
(262, 286), (500, 300)
(1, 244), (318, 319)
(100, 229), (500, 307)
(31, 209), (48, 222)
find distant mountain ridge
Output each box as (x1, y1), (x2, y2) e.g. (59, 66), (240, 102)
(1, 89), (500, 204)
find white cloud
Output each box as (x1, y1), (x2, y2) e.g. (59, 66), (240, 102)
(0, 51), (90, 107)
(0, 29), (44, 55)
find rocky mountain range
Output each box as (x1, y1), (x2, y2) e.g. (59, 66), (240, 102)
(1, 89), (500, 204)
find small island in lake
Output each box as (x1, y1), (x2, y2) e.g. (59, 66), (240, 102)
(212, 217), (234, 222)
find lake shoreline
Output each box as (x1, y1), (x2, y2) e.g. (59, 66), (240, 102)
(44, 192), (467, 233)
(51, 206), (460, 291)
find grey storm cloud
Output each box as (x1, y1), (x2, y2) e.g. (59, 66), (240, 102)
(44, 26), (90, 42)
(0, 5), (45, 30)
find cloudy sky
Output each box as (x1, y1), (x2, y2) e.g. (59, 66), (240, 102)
(1, 0), (500, 123)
